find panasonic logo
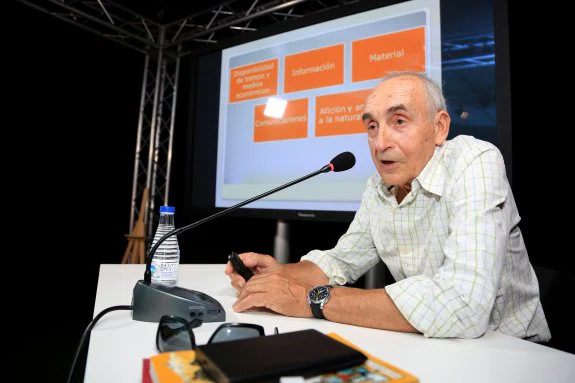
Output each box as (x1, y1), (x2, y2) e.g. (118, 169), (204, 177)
(297, 212), (316, 218)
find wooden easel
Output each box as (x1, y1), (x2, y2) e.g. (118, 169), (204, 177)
(121, 188), (148, 264)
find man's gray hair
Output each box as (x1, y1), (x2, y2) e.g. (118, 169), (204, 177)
(379, 71), (447, 120)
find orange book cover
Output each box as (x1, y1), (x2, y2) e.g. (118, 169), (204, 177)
(148, 350), (214, 383)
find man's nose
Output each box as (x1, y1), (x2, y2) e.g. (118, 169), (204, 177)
(374, 125), (392, 150)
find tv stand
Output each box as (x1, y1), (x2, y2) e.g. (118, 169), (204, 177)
(272, 218), (387, 288)
(273, 219), (290, 263)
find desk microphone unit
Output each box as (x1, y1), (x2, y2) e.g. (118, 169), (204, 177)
(131, 151), (356, 323)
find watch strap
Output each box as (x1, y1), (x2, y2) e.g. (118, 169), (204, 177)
(310, 302), (325, 319)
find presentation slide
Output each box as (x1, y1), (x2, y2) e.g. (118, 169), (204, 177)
(216, 0), (442, 212)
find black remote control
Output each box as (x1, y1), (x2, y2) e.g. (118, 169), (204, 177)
(228, 251), (254, 281)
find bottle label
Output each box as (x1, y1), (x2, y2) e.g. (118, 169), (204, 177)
(151, 260), (179, 284)
(150, 218), (179, 285)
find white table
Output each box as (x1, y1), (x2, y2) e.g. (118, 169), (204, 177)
(84, 264), (575, 382)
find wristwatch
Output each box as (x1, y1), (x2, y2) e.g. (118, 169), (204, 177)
(307, 285), (331, 319)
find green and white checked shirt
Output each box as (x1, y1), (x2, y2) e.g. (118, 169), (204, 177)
(301, 135), (551, 342)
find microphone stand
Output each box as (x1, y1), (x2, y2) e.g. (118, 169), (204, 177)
(132, 158), (345, 323)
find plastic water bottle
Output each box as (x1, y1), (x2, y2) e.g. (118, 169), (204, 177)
(150, 205), (180, 285)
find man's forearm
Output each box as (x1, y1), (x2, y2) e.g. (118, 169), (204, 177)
(283, 261), (418, 332)
(281, 260), (330, 286)
(324, 286), (420, 333)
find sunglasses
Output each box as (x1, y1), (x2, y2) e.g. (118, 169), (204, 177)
(156, 315), (276, 353)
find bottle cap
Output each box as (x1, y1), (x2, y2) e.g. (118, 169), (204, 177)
(159, 206), (175, 213)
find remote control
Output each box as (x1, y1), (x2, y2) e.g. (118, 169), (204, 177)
(228, 251), (254, 281)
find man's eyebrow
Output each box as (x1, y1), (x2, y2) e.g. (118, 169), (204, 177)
(387, 104), (407, 114)
(362, 104), (407, 122)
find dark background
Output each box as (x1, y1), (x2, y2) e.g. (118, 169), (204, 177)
(9, 0), (570, 381)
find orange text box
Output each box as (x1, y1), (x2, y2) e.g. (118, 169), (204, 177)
(352, 27), (426, 83)
(315, 89), (372, 137)
(284, 44), (344, 93)
(229, 58), (278, 103)
(254, 98), (309, 142)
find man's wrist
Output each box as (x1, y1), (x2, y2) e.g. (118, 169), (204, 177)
(307, 285), (332, 320)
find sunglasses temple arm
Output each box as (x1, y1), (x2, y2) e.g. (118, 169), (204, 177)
(190, 332), (197, 349)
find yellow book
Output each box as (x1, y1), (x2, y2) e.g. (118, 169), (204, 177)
(307, 333), (419, 383)
(148, 349), (214, 383)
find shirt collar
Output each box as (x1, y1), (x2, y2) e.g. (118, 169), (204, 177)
(414, 145), (446, 197)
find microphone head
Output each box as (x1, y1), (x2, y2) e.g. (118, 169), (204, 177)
(330, 151), (356, 172)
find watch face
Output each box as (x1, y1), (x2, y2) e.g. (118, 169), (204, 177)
(308, 285), (330, 303)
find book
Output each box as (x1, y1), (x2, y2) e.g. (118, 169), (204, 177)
(142, 358), (152, 383)
(148, 350), (214, 383)
(146, 331), (418, 383)
(306, 333), (419, 383)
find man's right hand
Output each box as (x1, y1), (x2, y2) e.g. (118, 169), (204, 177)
(225, 252), (280, 289)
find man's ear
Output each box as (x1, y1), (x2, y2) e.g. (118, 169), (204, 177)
(434, 110), (450, 145)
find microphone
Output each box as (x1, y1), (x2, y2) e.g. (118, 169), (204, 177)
(132, 151), (356, 323)
(320, 151), (356, 173)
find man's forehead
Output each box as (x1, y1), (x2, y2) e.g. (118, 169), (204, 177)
(364, 92), (378, 109)
(377, 76), (418, 94)
(364, 76), (419, 110)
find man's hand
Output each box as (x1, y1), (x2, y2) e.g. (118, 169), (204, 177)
(224, 252), (280, 288)
(232, 271), (314, 318)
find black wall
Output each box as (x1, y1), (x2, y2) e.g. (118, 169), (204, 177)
(10, 3), (141, 381)
(508, 2), (571, 272)
(10, 1), (570, 381)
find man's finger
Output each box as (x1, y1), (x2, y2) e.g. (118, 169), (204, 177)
(232, 291), (269, 312)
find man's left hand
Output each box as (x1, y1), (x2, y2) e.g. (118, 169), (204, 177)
(232, 271), (313, 318)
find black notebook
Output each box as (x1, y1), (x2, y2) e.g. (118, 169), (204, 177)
(195, 328), (367, 383)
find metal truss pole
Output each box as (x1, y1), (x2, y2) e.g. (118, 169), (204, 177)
(129, 54), (151, 238)
(145, 27), (166, 242)
(130, 27), (181, 245)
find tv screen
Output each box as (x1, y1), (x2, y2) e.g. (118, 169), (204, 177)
(182, 0), (509, 223)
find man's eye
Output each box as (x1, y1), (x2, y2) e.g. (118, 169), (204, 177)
(395, 117), (407, 126)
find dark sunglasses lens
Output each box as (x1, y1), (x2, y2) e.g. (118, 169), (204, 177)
(158, 319), (193, 352)
(210, 327), (262, 343)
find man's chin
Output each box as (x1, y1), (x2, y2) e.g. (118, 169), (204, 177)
(379, 173), (401, 186)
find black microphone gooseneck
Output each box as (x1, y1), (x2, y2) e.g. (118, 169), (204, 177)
(133, 151), (356, 323)
(143, 151), (356, 283)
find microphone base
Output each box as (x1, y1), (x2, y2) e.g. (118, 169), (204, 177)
(132, 280), (226, 323)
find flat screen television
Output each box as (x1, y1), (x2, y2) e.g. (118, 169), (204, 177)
(180, 0), (510, 223)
